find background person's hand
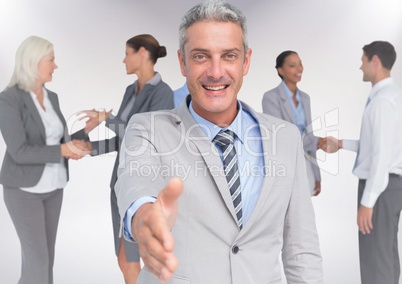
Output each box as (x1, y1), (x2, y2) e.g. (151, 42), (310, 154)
(78, 109), (112, 134)
(61, 140), (92, 160)
(318, 136), (342, 153)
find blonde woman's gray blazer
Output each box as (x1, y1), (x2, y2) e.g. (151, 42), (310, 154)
(0, 85), (87, 188)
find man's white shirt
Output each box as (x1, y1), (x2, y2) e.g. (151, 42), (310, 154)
(343, 77), (402, 207)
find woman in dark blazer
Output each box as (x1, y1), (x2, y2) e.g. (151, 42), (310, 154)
(0, 36), (90, 284)
(79, 34), (174, 284)
(262, 50), (324, 196)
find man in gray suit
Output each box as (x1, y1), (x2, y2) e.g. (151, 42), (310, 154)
(115, 1), (323, 283)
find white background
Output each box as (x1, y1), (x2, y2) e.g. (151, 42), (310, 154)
(1, 0), (402, 283)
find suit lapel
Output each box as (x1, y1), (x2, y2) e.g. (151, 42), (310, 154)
(238, 106), (277, 233)
(278, 84), (296, 124)
(22, 89), (46, 142)
(176, 102), (239, 224)
(116, 84), (136, 116)
(47, 91), (66, 127)
(131, 84), (152, 116)
(47, 91), (68, 142)
(300, 91), (312, 125)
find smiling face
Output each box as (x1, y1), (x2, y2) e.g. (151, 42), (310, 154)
(178, 21), (252, 126)
(37, 51), (57, 85)
(277, 53), (303, 86)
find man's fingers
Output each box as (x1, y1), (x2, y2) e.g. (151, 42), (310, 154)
(135, 204), (179, 282)
(358, 216), (371, 235)
(139, 230), (170, 273)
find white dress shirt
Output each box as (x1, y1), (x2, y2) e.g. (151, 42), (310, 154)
(343, 77), (402, 207)
(20, 88), (67, 193)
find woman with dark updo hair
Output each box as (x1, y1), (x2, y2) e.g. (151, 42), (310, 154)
(79, 34), (174, 283)
(262, 50), (325, 197)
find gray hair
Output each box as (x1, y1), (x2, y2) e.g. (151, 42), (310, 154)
(8, 36), (54, 92)
(179, 0), (248, 60)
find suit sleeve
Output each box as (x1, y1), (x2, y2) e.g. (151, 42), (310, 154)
(70, 128), (89, 141)
(0, 91), (61, 165)
(114, 113), (167, 237)
(91, 88), (129, 156)
(282, 130), (324, 283)
(302, 94), (321, 182)
(92, 84), (174, 157)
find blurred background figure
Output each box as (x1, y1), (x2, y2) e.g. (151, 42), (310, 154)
(262, 50), (324, 196)
(320, 41), (402, 284)
(0, 35), (91, 284)
(78, 34), (173, 284)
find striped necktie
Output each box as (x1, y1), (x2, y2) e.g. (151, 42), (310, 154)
(213, 130), (243, 229)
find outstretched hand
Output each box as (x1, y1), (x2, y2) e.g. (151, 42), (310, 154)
(132, 177), (183, 282)
(77, 109), (112, 134)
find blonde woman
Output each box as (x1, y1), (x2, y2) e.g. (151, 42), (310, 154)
(0, 35), (90, 284)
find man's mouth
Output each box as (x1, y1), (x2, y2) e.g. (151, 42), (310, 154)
(203, 85), (228, 91)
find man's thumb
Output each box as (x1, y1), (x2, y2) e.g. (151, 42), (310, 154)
(159, 177), (183, 208)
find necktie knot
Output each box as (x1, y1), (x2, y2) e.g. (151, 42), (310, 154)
(213, 129), (235, 147)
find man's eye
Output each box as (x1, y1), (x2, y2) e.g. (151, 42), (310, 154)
(193, 54), (206, 60)
(224, 53), (237, 60)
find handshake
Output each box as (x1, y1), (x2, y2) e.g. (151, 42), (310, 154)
(318, 136), (343, 153)
(61, 140), (92, 160)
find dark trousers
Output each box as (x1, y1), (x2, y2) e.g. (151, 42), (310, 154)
(358, 174), (402, 284)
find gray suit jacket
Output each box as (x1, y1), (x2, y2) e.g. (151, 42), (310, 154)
(262, 83), (321, 182)
(91, 78), (174, 189)
(115, 97), (323, 284)
(0, 86), (87, 188)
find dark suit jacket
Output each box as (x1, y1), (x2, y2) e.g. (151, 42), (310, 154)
(90, 77), (174, 189)
(0, 85), (87, 188)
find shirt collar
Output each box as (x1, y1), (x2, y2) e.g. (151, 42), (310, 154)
(29, 87), (48, 101)
(133, 72), (161, 91)
(370, 77), (394, 99)
(189, 101), (246, 144)
(147, 72), (161, 86)
(281, 80), (300, 102)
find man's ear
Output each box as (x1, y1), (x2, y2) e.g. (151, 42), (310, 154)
(372, 54), (381, 67)
(178, 49), (186, 76)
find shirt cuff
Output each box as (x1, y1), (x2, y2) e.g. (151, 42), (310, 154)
(123, 196), (157, 241)
(360, 190), (380, 208)
(342, 139), (359, 152)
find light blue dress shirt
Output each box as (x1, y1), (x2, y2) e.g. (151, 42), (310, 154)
(173, 83), (189, 108)
(189, 101), (264, 225)
(282, 81), (306, 134)
(124, 100), (264, 239)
